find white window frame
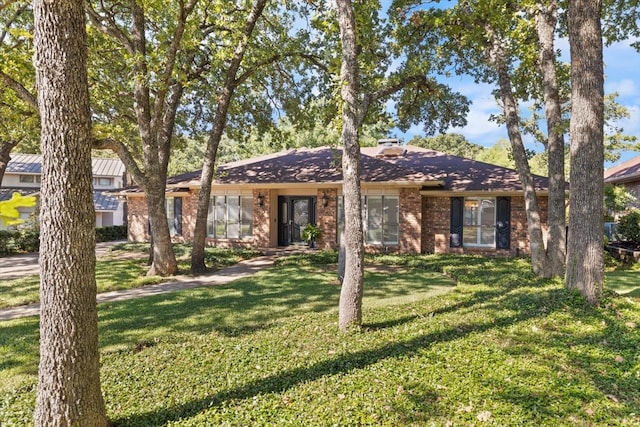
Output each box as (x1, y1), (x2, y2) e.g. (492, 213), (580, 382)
(166, 198), (178, 237)
(93, 177), (113, 187)
(19, 174), (41, 184)
(463, 197), (496, 248)
(337, 194), (400, 246)
(207, 195), (253, 239)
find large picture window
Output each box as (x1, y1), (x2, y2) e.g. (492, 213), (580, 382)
(166, 197), (182, 237)
(338, 195), (399, 245)
(463, 197), (495, 247)
(207, 195), (253, 239)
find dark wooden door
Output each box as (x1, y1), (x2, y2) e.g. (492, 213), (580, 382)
(278, 196), (316, 246)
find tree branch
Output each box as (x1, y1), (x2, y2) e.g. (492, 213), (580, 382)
(359, 74), (427, 127)
(92, 137), (145, 188)
(86, 0), (134, 54)
(0, 70), (37, 110)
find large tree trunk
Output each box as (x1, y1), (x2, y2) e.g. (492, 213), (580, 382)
(145, 183), (178, 276)
(0, 140), (18, 184)
(492, 37), (550, 277)
(190, 0), (268, 274)
(536, 0), (566, 277)
(566, 0), (604, 304)
(33, 0), (107, 424)
(336, 0), (365, 332)
(191, 92), (230, 274)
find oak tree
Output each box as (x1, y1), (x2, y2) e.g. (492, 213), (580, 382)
(565, 0), (605, 304)
(33, 0), (108, 423)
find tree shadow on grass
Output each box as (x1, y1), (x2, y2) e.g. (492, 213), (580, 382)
(110, 281), (570, 426)
(97, 265), (456, 351)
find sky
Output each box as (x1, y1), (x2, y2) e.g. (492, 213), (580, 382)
(380, 4), (640, 169)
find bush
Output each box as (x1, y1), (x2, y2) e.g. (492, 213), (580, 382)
(1, 223), (126, 256)
(96, 225), (127, 242)
(0, 216), (39, 256)
(615, 209), (640, 245)
(0, 230), (20, 256)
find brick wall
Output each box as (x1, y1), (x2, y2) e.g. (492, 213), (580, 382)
(317, 188), (338, 250)
(399, 187), (421, 253)
(252, 188), (270, 248)
(127, 197), (149, 242)
(127, 189), (548, 257)
(422, 196), (449, 254)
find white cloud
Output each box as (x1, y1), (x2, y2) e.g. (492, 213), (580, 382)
(606, 79), (639, 98)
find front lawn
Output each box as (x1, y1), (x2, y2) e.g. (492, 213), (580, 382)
(1, 253), (639, 426)
(0, 244), (261, 309)
(606, 263), (640, 297)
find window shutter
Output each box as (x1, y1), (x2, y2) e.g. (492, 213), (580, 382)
(174, 197), (183, 235)
(496, 196), (511, 250)
(450, 197), (463, 248)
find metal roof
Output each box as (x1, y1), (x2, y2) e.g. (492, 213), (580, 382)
(93, 190), (120, 211)
(0, 187), (119, 212)
(6, 153), (125, 177)
(0, 187), (40, 202)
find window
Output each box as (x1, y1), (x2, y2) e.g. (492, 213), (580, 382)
(93, 177), (113, 187)
(19, 174), (41, 184)
(207, 195), (253, 239)
(166, 197), (182, 236)
(338, 195), (399, 245)
(463, 198), (496, 247)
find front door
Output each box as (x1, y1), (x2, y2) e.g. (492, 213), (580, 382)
(278, 196), (316, 246)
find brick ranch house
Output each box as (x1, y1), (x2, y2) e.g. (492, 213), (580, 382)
(121, 141), (551, 256)
(604, 155), (640, 210)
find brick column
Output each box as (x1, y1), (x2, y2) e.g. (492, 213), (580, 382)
(317, 188), (338, 250)
(399, 187), (421, 253)
(181, 190), (198, 242)
(127, 197), (149, 242)
(422, 196), (450, 254)
(253, 189), (271, 248)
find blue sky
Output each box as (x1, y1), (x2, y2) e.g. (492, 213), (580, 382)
(394, 38), (640, 168)
(380, 2), (640, 168)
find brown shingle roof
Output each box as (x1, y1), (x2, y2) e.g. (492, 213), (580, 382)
(604, 155), (640, 184)
(119, 144), (551, 194)
(361, 145), (549, 192)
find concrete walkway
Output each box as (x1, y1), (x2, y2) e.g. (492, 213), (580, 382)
(0, 240), (127, 281)
(0, 246), (278, 321)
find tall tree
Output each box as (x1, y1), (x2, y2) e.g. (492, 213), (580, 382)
(0, 0), (38, 182)
(33, 0), (107, 423)
(393, 0), (567, 277)
(565, 0), (605, 304)
(88, 0), (206, 276)
(409, 133), (484, 158)
(533, 0), (566, 276)
(335, 0), (364, 332)
(190, 0), (269, 273)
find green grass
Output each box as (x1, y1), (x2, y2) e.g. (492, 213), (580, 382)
(606, 263), (640, 297)
(0, 244), (261, 309)
(0, 258), (161, 309)
(1, 253), (639, 426)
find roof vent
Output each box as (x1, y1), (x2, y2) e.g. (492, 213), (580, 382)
(375, 138), (406, 158)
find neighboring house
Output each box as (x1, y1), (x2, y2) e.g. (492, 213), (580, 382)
(0, 153), (126, 229)
(120, 140), (552, 256)
(604, 155), (640, 209)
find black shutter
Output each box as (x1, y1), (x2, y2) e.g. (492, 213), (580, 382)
(174, 197), (183, 235)
(496, 196), (511, 250)
(450, 197), (463, 248)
